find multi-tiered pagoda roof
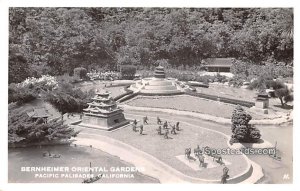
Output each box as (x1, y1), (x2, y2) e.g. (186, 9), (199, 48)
(83, 90), (122, 116)
(154, 66), (166, 79)
(80, 89), (129, 130)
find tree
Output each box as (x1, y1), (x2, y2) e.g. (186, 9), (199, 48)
(9, 7), (294, 77)
(266, 80), (293, 107)
(8, 83), (38, 105)
(120, 65), (137, 80)
(9, 49), (30, 83)
(230, 105), (261, 144)
(8, 108), (79, 145)
(45, 82), (94, 117)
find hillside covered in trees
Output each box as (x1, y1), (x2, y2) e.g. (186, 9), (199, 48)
(9, 8), (293, 83)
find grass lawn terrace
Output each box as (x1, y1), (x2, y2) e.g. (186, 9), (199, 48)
(125, 95), (279, 120)
(126, 95), (237, 119)
(76, 81), (126, 98)
(76, 115), (249, 180)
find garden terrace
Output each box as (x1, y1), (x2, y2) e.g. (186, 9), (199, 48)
(125, 95), (276, 120)
(74, 114), (250, 181)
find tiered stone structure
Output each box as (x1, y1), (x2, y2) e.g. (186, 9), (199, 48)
(130, 66), (182, 95)
(154, 66), (166, 78)
(79, 90), (129, 130)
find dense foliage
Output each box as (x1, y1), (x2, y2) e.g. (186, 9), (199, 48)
(45, 82), (95, 115)
(230, 60), (293, 88)
(120, 65), (137, 80)
(9, 8), (293, 83)
(73, 67), (88, 80)
(8, 108), (79, 145)
(230, 105), (261, 144)
(266, 80), (293, 107)
(8, 83), (38, 105)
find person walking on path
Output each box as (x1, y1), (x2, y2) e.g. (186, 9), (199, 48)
(157, 116), (162, 125)
(139, 125), (144, 135)
(157, 126), (162, 135)
(176, 122), (180, 131)
(171, 124), (176, 135)
(163, 121), (168, 129)
(143, 116), (148, 124)
(164, 129), (169, 139)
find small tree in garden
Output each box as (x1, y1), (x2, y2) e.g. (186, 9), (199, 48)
(230, 105), (261, 144)
(266, 80), (293, 107)
(8, 108), (79, 145)
(45, 82), (94, 118)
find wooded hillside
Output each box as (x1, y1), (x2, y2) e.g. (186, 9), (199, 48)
(9, 8), (293, 83)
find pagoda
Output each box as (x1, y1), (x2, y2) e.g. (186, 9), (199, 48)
(129, 65), (182, 95)
(154, 66), (166, 78)
(79, 89), (129, 130)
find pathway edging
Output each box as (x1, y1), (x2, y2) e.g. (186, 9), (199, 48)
(75, 133), (262, 184)
(120, 104), (290, 125)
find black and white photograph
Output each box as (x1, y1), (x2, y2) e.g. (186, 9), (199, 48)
(1, 0), (298, 189)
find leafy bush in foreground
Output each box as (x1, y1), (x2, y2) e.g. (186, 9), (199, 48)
(230, 105), (261, 144)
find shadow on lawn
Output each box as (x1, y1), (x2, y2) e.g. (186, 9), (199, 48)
(273, 104), (293, 110)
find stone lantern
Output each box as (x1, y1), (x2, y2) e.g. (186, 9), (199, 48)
(254, 92), (269, 114)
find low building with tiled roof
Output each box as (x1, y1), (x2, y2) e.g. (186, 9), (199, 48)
(26, 108), (51, 123)
(201, 58), (235, 73)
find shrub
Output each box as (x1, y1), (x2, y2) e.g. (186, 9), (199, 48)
(87, 70), (121, 81)
(230, 105), (261, 144)
(19, 75), (58, 92)
(230, 60), (249, 79)
(8, 83), (38, 105)
(8, 108), (79, 145)
(284, 94), (293, 104)
(215, 73), (227, 83)
(74, 67), (88, 80)
(45, 82), (94, 115)
(266, 80), (293, 107)
(230, 60), (293, 89)
(120, 65), (137, 80)
(247, 76), (273, 90)
(228, 75), (244, 87)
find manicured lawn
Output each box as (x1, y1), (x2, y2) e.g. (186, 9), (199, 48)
(77, 114), (249, 180)
(76, 81), (125, 98)
(127, 95), (235, 118)
(126, 95), (281, 120)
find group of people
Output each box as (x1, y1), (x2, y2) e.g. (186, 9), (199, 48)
(156, 117), (180, 139)
(131, 116), (181, 138)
